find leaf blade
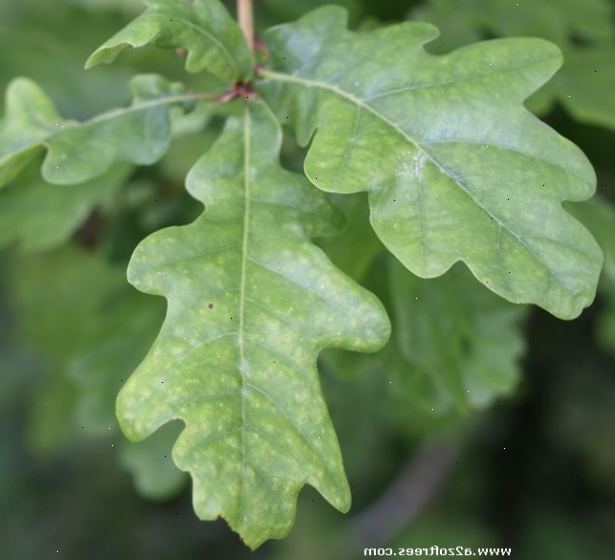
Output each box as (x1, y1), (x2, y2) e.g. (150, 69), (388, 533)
(259, 6), (602, 319)
(85, 0), (254, 84)
(0, 78), (61, 188)
(0, 75), (196, 187)
(118, 100), (390, 548)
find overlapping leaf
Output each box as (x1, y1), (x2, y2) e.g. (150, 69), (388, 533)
(119, 423), (186, 501)
(569, 197), (615, 353)
(0, 75), (196, 188)
(9, 248), (126, 455)
(0, 161), (131, 252)
(413, 0), (613, 49)
(85, 0), (254, 85)
(569, 198), (615, 282)
(0, 0), (606, 547)
(319, 193), (384, 282)
(321, 253), (525, 436)
(259, 6), (602, 319)
(261, 0), (361, 27)
(551, 47), (615, 130)
(389, 258), (526, 416)
(118, 101), (390, 548)
(0, 78), (60, 187)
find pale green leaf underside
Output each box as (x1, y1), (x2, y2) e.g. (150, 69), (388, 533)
(0, 75), (194, 188)
(259, 6), (602, 319)
(85, 0), (254, 85)
(118, 101), (390, 548)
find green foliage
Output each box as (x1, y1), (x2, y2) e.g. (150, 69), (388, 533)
(86, 0), (254, 84)
(0, 0), (612, 551)
(388, 259), (526, 417)
(569, 198), (615, 282)
(8, 247), (185, 498)
(0, 75), (196, 188)
(0, 162), (130, 252)
(261, 0), (362, 27)
(413, 0), (615, 129)
(118, 102), (389, 548)
(0, 0), (140, 117)
(322, 254), (526, 436)
(119, 422), (186, 501)
(260, 6), (602, 319)
(570, 197), (615, 353)
(0, 78), (62, 187)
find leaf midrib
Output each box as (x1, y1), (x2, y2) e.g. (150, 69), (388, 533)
(236, 106), (252, 524)
(1, 92), (210, 170)
(86, 92), (211, 125)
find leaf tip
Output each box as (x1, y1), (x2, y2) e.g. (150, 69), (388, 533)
(83, 54), (100, 70)
(84, 44), (125, 70)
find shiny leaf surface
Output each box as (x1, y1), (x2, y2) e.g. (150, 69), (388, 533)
(0, 75), (197, 188)
(85, 0), (254, 85)
(118, 101), (390, 548)
(260, 6), (602, 319)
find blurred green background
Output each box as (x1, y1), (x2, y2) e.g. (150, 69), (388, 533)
(1, 0), (614, 558)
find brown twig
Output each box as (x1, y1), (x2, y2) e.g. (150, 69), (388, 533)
(237, 0), (255, 51)
(350, 440), (463, 548)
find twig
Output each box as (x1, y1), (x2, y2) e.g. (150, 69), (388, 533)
(237, 0), (255, 51)
(350, 440), (462, 548)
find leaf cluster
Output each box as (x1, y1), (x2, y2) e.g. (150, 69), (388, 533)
(1, 0), (613, 549)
